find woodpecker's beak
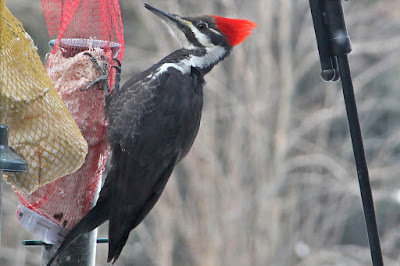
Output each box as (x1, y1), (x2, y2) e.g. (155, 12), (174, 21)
(144, 4), (185, 28)
(145, 4), (192, 48)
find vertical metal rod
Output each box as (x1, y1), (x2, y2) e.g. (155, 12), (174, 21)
(338, 55), (384, 266)
(308, 1), (384, 264)
(41, 181), (100, 266)
(41, 229), (98, 266)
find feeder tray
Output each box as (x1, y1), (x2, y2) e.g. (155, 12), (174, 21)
(49, 38), (121, 58)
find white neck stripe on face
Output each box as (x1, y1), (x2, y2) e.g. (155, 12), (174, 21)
(151, 46), (227, 78)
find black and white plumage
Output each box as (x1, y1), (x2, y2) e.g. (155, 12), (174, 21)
(47, 4), (256, 265)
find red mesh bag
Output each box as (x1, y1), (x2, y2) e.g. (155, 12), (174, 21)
(16, 0), (124, 244)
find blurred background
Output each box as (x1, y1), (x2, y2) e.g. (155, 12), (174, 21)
(2, 0), (400, 265)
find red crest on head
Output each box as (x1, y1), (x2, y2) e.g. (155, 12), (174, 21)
(213, 16), (257, 46)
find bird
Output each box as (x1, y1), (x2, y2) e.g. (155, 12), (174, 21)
(47, 3), (256, 265)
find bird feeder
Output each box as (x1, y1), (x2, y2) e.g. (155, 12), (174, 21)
(13, 0), (124, 265)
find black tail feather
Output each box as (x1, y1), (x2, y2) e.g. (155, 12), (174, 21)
(107, 226), (130, 263)
(106, 156), (177, 263)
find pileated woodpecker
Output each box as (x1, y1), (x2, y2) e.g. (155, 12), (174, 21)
(47, 4), (256, 265)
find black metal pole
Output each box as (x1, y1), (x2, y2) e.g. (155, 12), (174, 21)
(337, 55), (383, 265)
(308, 1), (384, 265)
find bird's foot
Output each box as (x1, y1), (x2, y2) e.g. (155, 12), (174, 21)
(82, 53), (122, 97)
(82, 52), (111, 95)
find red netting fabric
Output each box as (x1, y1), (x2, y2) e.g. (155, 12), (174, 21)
(16, 0), (124, 244)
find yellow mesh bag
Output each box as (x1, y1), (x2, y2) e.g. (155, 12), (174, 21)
(0, 0), (88, 193)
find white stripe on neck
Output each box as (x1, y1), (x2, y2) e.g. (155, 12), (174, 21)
(154, 46), (226, 76)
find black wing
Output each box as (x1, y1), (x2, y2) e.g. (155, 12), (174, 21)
(105, 67), (203, 262)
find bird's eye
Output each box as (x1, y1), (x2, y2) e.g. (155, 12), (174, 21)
(197, 22), (208, 30)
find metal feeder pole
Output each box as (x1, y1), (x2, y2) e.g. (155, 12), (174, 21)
(41, 190), (100, 266)
(308, 1), (384, 265)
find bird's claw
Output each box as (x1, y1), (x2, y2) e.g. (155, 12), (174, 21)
(82, 53), (122, 96)
(82, 52), (110, 94)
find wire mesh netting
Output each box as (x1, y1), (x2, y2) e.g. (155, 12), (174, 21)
(0, 0), (88, 194)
